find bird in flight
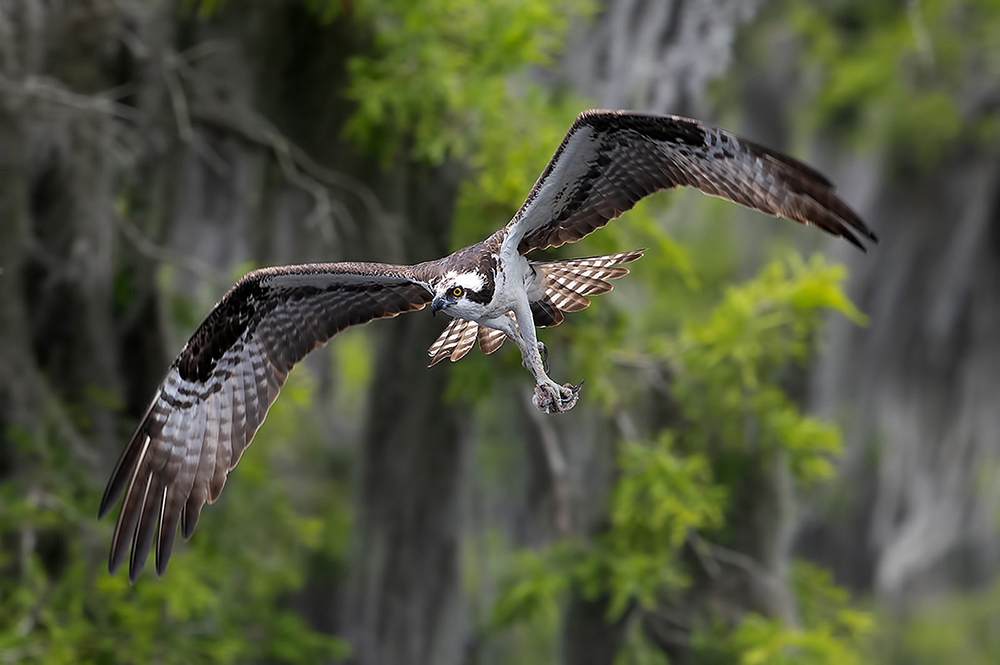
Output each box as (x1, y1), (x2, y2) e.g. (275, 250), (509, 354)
(99, 110), (877, 581)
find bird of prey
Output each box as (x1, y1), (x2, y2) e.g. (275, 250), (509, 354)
(99, 110), (877, 581)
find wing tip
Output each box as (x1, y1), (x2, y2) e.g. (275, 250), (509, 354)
(155, 546), (173, 578)
(842, 231), (866, 253)
(97, 494), (116, 521)
(839, 221), (879, 253)
(128, 560), (145, 585)
(108, 539), (128, 578)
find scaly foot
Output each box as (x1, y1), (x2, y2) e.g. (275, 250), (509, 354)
(532, 379), (585, 414)
(522, 341), (550, 374)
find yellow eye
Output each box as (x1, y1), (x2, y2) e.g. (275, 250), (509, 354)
(452, 286), (464, 297)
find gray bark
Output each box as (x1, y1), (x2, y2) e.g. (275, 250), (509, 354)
(808, 148), (1000, 600)
(561, 0), (762, 117)
(0, 0), (128, 457)
(561, 594), (634, 665)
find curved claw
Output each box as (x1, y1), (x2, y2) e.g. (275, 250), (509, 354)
(532, 379), (585, 414)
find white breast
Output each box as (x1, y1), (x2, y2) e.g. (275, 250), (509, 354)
(478, 248), (527, 319)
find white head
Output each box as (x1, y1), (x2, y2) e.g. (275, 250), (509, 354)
(431, 270), (492, 320)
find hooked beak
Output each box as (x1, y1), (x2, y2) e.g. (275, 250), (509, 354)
(431, 295), (448, 317)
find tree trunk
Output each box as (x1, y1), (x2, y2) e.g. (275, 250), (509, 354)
(154, 6), (473, 658)
(561, 594), (634, 665)
(807, 148), (1000, 600)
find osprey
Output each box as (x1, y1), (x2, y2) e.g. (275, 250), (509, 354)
(99, 110), (876, 581)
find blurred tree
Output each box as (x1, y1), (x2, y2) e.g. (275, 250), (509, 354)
(774, 0), (1000, 607)
(488, 255), (873, 665)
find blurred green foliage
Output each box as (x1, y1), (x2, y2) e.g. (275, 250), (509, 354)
(490, 254), (873, 663)
(691, 563), (874, 664)
(874, 577), (1000, 664)
(490, 436), (725, 629)
(666, 255), (863, 485)
(0, 369), (350, 663)
(591, 436), (726, 617)
(345, 0), (593, 168)
(346, 0), (597, 251)
(785, 0), (1000, 173)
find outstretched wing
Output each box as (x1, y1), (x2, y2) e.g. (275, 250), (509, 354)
(502, 110), (877, 255)
(99, 262), (432, 582)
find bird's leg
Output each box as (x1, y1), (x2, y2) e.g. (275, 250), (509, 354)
(509, 299), (582, 414)
(538, 341), (549, 375)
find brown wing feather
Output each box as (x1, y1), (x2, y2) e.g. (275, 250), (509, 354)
(504, 110), (877, 255)
(99, 262), (432, 581)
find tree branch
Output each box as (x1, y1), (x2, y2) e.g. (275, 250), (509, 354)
(0, 74), (140, 122)
(115, 212), (232, 289)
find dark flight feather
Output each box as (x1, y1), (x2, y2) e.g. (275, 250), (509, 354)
(503, 110), (877, 256)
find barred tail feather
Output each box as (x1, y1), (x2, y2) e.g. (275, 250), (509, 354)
(428, 316), (514, 365)
(427, 317), (479, 366)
